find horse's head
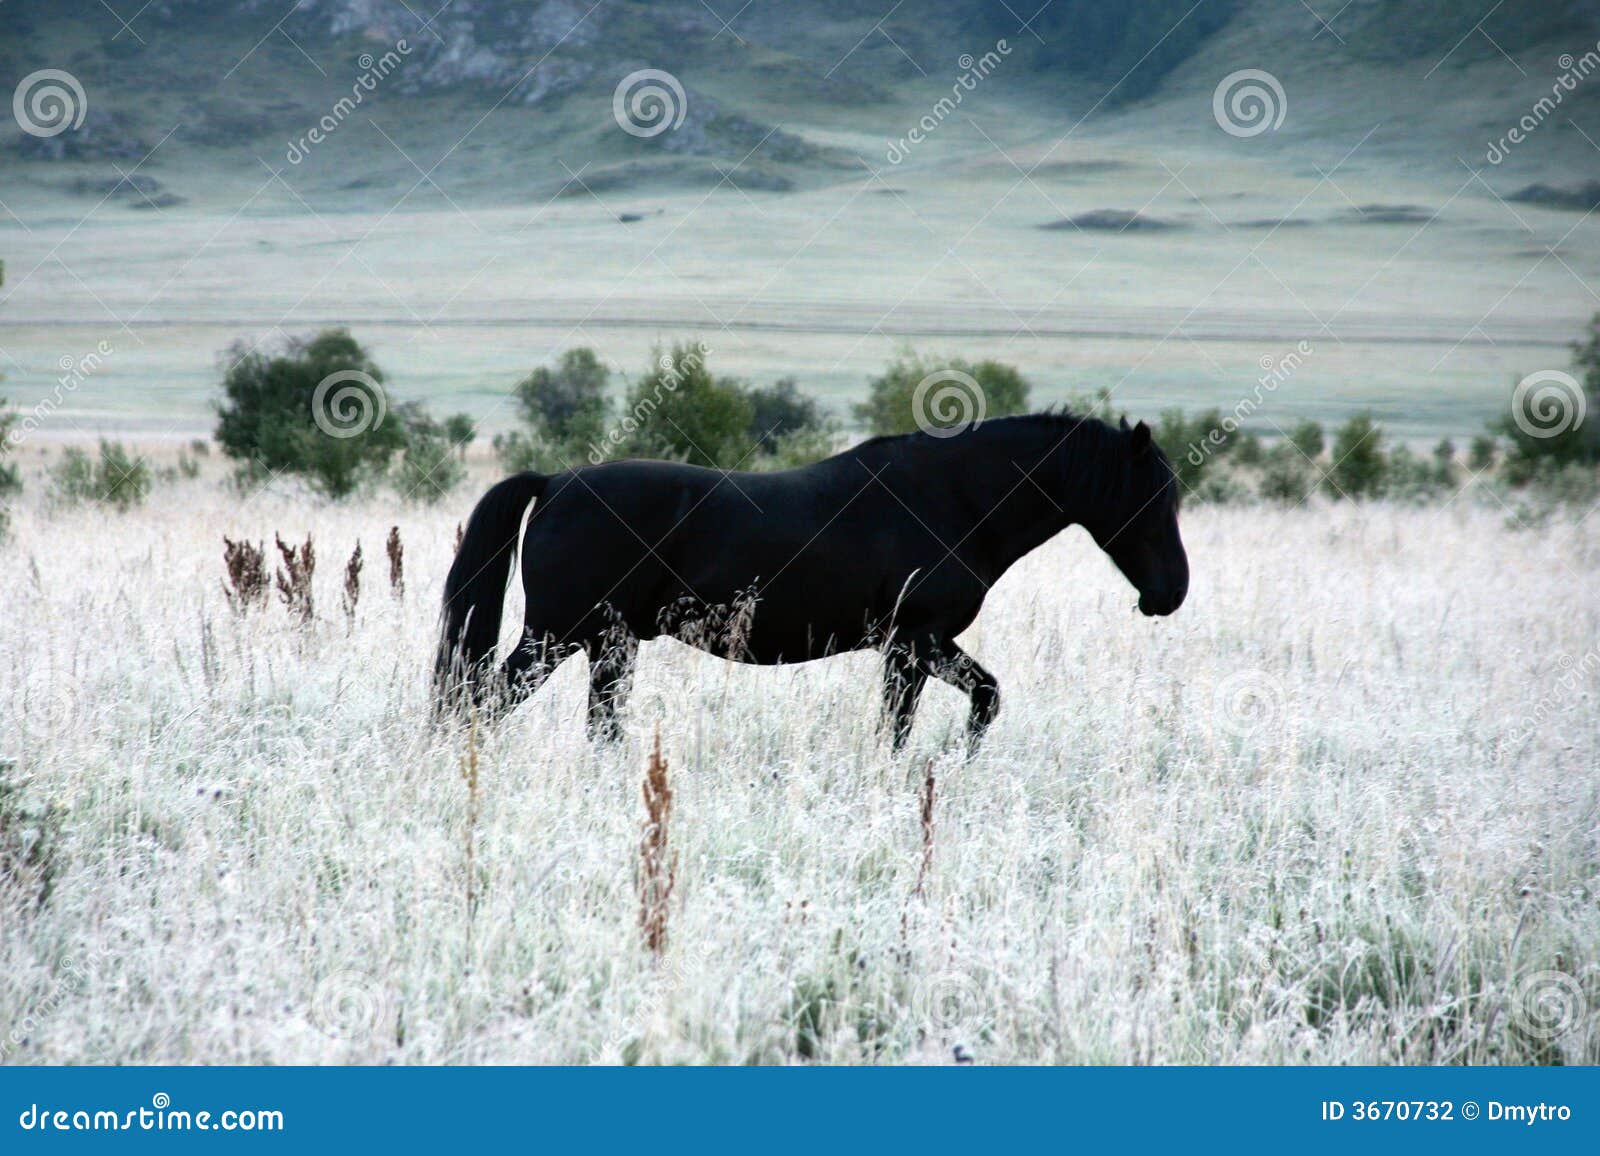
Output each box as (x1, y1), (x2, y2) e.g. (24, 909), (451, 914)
(1086, 419), (1188, 617)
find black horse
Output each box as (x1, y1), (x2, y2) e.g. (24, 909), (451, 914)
(436, 412), (1187, 751)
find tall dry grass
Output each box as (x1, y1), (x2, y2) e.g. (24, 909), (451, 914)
(0, 461), (1596, 1064)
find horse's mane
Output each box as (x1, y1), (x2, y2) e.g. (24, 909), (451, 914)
(844, 409), (1172, 515)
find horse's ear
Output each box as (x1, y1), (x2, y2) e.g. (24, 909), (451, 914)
(1130, 420), (1152, 456)
(1119, 415), (1130, 432)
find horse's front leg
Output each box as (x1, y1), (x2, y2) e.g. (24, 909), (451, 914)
(881, 644), (928, 751)
(923, 642), (1000, 756)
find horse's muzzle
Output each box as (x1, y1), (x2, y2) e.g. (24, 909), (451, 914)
(1138, 588), (1185, 617)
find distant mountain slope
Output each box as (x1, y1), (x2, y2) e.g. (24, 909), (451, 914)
(1, 0), (1595, 206)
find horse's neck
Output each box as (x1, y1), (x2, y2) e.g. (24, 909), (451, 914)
(938, 426), (1088, 569)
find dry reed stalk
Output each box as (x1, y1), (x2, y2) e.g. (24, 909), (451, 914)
(273, 533), (315, 624)
(460, 713), (482, 936)
(914, 759), (936, 899)
(222, 537), (268, 613)
(385, 526), (404, 598)
(341, 541), (362, 623)
(638, 728), (676, 957)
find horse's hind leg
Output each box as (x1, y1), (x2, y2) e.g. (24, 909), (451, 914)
(882, 644), (928, 751)
(586, 628), (638, 743)
(923, 642), (1000, 756)
(488, 630), (574, 723)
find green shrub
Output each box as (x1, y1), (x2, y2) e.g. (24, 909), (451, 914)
(1384, 443), (1447, 502)
(0, 400), (21, 537)
(50, 440), (150, 510)
(853, 351), (1029, 436)
(1258, 443), (1312, 504)
(393, 406), (471, 503)
(748, 377), (823, 452)
(1492, 313), (1600, 484)
(215, 328), (408, 498)
(1155, 407), (1231, 493)
(616, 343), (756, 468)
(1232, 431), (1264, 466)
(513, 348), (611, 446)
(1326, 412), (1387, 499)
(1467, 433), (1496, 472)
(1288, 419), (1325, 460)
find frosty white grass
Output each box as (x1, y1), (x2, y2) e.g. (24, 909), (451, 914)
(2, 469), (1597, 1064)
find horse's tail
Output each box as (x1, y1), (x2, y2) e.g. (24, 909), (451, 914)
(434, 471), (549, 711)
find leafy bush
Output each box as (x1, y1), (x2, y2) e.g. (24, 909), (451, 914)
(1258, 443), (1312, 504)
(1384, 444), (1448, 503)
(1468, 434), (1496, 472)
(50, 440), (150, 510)
(495, 348), (612, 471)
(1288, 419), (1325, 460)
(748, 377), (824, 452)
(616, 343), (756, 468)
(516, 348), (610, 446)
(394, 406), (467, 503)
(0, 400), (21, 537)
(1326, 412), (1387, 499)
(1492, 313), (1600, 484)
(853, 351), (1028, 437)
(215, 328), (467, 499)
(1232, 431), (1263, 466)
(1155, 407), (1231, 492)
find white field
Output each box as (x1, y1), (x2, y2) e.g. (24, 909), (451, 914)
(2, 463), (1597, 1064)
